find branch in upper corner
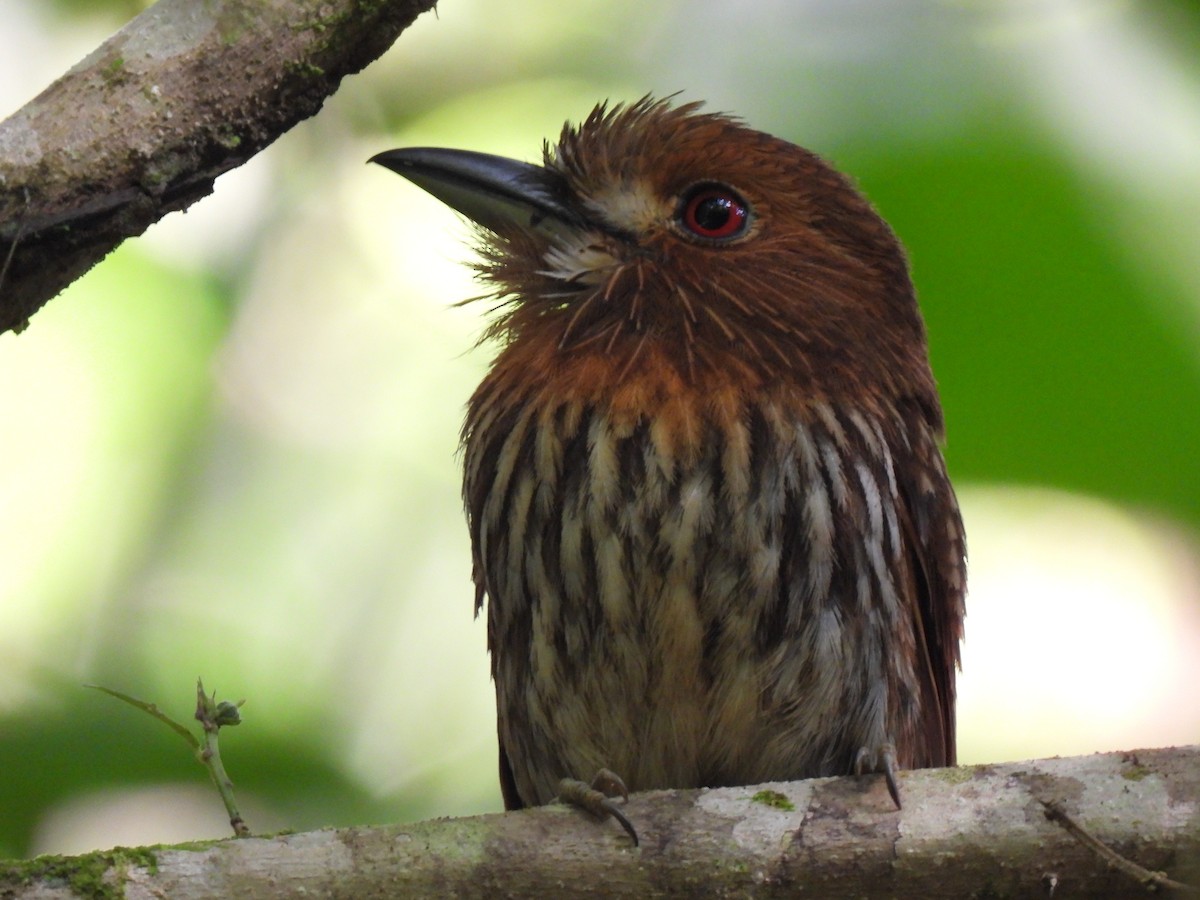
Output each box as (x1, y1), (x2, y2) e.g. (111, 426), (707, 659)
(0, 0), (438, 335)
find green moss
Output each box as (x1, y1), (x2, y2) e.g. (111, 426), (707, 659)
(1, 846), (159, 899)
(216, 4), (256, 46)
(290, 0), (391, 36)
(139, 164), (172, 191)
(101, 54), (126, 87)
(933, 766), (974, 786)
(1121, 764), (1152, 782)
(292, 8), (348, 33)
(750, 789), (795, 811)
(285, 61), (326, 78)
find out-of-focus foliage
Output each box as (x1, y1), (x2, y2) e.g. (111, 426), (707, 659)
(1, 0), (1198, 859)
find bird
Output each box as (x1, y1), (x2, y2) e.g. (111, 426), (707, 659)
(371, 96), (965, 844)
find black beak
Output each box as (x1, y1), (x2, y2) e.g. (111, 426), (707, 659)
(369, 148), (586, 239)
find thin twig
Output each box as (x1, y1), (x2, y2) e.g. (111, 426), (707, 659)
(1041, 799), (1196, 894)
(195, 678), (250, 838)
(89, 679), (250, 839)
(0, 189), (30, 306)
(87, 684), (200, 749)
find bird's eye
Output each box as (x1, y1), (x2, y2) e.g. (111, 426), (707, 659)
(678, 184), (750, 241)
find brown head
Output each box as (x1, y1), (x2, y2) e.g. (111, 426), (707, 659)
(372, 97), (941, 424)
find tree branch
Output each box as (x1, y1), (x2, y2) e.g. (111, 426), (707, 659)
(0, 0), (437, 335)
(3, 746), (1197, 898)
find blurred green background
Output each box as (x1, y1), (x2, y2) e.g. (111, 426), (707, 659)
(2, 0), (1199, 859)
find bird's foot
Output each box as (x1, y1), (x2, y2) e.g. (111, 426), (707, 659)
(556, 768), (638, 846)
(854, 742), (902, 808)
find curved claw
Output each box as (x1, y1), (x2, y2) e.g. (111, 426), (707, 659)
(596, 796), (639, 846)
(556, 769), (639, 847)
(854, 742), (902, 809)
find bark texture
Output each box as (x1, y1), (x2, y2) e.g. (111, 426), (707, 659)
(3, 746), (1197, 898)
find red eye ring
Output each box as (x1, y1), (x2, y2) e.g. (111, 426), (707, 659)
(678, 184), (750, 241)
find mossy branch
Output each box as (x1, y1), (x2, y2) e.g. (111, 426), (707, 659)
(0, 0), (438, 334)
(2, 745), (1197, 898)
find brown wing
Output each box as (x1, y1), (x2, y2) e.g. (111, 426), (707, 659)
(896, 420), (966, 767)
(498, 740), (525, 810)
